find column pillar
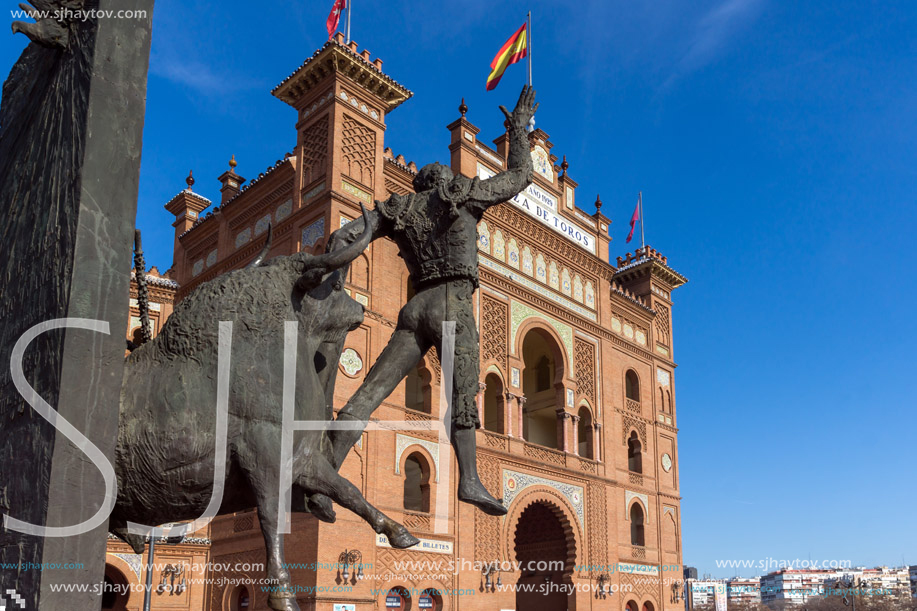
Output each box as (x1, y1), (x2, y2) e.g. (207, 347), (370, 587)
(557, 409), (572, 452)
(504, 392), (516, 437)
(572, 414), (581, 455)
(594, 422), (603, 462)
(477, 382), (486, 425)
(517, 396), (527, 442)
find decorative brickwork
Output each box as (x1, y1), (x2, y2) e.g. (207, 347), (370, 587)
(619, 572), (659, 609)
(586, 483), (607, 577)
(475, 455), (502, 562)
(524, 443), (565, 466)
(481, 295), (507, 369)
(574, 338), (595, 404)
(403, 511), (432, 533)
(482, 430), (508, 451)
(654, 302), (670, 346)
(622, 414), (647, 446)
(579, 458), (598, 474)
(300, 115), (329, 186)
(232, 514), (255, 533)
(342, 115), (375, 187)
(425, 348), (442, 382)
(385, 178), (410, 196)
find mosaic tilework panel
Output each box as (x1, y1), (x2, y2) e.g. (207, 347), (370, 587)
(112, 553), (143, 580)
(395, 434), (441, 482)
(625, 490), (650, 523)
(481, 256), (597, 322)
(301, 217), (325, 249)
(503, 469), (584, 527)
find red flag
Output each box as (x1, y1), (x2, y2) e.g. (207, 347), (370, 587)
(327, 0), (346, 39)
(626, 196), (641, 243)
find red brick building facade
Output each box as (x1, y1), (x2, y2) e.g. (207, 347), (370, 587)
(138, 34), (687, 611)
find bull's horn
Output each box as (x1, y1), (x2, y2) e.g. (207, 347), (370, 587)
(247, 223), (272, 268)
(307, 204), (372, 272)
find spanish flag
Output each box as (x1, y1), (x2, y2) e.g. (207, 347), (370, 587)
(486, 22), (528, 91)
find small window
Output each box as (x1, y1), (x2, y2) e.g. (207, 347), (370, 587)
(403, 452), (430, 513)
(630, 503), (645, 546)
(625, 370), (640, 401)
(628, 431), (642, 473)
(404, 365), (430, 413)
(577, 407), (593, 459)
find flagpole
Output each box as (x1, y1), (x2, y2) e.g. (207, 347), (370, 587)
(527, 11), (532, 87)
(639, 191), (646, 254)
(345, 0), (352, 43)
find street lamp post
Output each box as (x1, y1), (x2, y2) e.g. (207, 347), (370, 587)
(142, 536), (156, 611)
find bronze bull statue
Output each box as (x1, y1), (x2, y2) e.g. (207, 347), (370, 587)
(111, 206), (417, 611)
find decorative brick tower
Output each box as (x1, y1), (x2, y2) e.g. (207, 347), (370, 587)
(164, 171), (213, 283)
(272, 32), (412, 251)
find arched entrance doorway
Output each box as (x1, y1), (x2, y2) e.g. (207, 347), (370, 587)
(101, 564), (129, 611)
(514, 501), (576, 611)
(521, 329), (562, 448)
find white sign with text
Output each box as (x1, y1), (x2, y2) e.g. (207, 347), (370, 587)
(477, 163), (596, 254)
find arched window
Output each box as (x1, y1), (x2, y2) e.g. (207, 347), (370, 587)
(236, 587), (250, 610)
(627, 431), (642, 473)
(404, 365), (431, 414)
(227, 585), (251, 611)
(630, 503), (645, 546)
(347, 254), (369, 290)
(521, 330), (561, 449)
(625, 370), (640, 401)
(577, 407), (593, 459)
(403, 452), (430, 513)
(483, 374), (505, 433)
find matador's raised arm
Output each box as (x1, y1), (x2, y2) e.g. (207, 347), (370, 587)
(466, 85), (539, 211)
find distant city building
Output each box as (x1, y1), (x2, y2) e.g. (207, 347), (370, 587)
(727, 577), (761, 606)
(824, 567), (912, 601)
(909, 565), (917, 598)
(684, 567), (699, 580)
(685, 579), (721, 610)
(760, 569), (830, 606)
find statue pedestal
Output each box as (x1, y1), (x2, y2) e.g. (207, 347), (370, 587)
(0, 1), (154, 608)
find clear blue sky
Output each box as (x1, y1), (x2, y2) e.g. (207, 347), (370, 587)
(3, 0), (915, 578)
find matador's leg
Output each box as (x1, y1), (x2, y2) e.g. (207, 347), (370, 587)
(441, 281), (507, 516)
(329, 326), (427, 469)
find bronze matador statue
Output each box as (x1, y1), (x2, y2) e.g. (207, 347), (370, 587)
(322, 86), (538, 516)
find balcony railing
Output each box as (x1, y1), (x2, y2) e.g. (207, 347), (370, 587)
(631, 546), (646, 560)
(523, 443), (566, 466)
(625, 398), (641, 414)
(629, 472), (644, 486)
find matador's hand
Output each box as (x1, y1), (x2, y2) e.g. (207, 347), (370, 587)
(499, 85), (538, 132)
